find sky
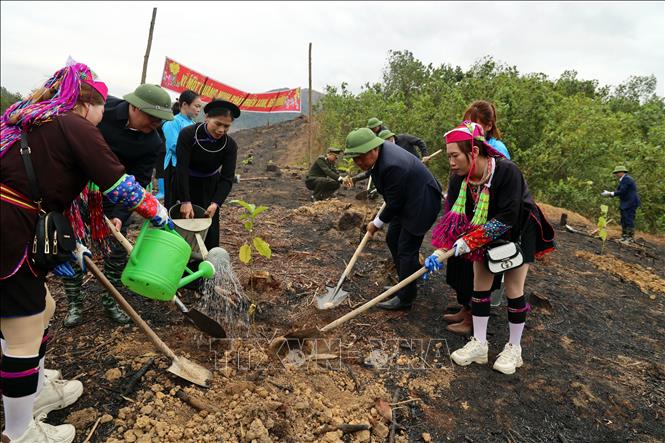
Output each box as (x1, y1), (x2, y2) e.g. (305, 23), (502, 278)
(1, 1), (664, 99)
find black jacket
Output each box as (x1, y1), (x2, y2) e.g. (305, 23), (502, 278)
(395, 134), (428, 158)
(372, 142), (442, 235)
(98, 97), (164, 219)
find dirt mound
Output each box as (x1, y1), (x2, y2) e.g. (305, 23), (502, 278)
(576, 250), (665, 298)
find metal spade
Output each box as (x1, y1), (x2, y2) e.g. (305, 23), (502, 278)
(316, 202), (386, 310)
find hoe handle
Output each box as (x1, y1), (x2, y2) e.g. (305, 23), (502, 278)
(85, 256), (177, 360)
(321, 249), (454, 333)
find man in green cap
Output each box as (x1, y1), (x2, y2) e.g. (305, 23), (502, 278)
(601, 165), (640, 242)
(305, 147), (350, 201)
(60, 84), (174, 326)
(378, 129), (431, 161)
(345, 128), (442, 310)
(367, 117), (386, 135)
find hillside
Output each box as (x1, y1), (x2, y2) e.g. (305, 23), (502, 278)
(33, 118), (665, 443)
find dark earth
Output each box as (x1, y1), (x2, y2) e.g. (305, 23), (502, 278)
(10, 117), (663, 442)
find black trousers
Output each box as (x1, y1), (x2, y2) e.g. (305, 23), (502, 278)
(385, 220), (425, 303)
(163, 165), (176, 210)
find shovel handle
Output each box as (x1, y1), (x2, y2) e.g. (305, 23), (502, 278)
(85, 256), (177, 360)
(321, 249), (454, 333)
(333, 202), (387, 292)
(104, 216), (189, 314)
(422, 149), (443, 164)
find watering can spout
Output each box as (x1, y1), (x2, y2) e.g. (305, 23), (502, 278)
(179, 261), (216, 289)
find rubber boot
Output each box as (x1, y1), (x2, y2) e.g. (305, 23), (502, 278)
(101, 293), (131, 325)
(63, 269), (84, 327)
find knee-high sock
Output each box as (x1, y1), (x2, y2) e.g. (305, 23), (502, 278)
(507, 295), (529, 346)
(1, 353), (40, 439)
(37, 328), (49, 394)
(471, 290), (492, 344)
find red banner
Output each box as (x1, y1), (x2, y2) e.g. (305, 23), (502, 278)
(160, 57), (301, 113)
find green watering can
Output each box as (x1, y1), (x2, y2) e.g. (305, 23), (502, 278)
(121, 222), (215, 301)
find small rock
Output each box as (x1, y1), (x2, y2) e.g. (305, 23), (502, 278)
(100, 414), (113, 424)
(139, 405), (153, 415)
(356, 430), (371, 442)
(422, 432), (432, 442)
(150, 384), (163, 393)
(372, 421), (389, 439)
(123, 430), (137, 443)
(105, 368), (122, 381)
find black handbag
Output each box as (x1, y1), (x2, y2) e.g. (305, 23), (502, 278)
(19, 132), (76, 269)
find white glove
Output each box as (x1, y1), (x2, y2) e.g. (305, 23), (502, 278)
(338, 176), (345, 183)
(72, 243), (92, 272)
(601, 190), (613, 197)
(150, 203), (174, 229)
(453, 238), (471, 256)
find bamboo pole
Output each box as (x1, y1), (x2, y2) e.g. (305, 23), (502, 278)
(141, 8), (157, 84)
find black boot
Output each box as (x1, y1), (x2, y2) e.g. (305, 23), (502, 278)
(377, 296), (412, 311)
(63, 268), (84, 327)
(102, 293), (131, 324)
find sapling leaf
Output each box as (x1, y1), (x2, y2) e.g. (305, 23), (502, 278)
(253, 236), (272, 259)
(239, 243), (252, 264)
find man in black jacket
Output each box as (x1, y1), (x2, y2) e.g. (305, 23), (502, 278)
(602, 165), (640, 242)
(62, 84), (173, 326)
(378, 129), (430, 160)
(345, 128), (442, 310)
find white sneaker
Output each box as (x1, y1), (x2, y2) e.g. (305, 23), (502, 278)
(451, 337), (488, 366)
(33, 377), (83, 418)
(43, 369), (62, 381)
(3, 416), (75, 443)
(493, 343), (523, 374)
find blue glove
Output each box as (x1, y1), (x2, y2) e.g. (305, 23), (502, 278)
(73, 243), (92, 272)
(150, 203), (175, 230)
(423, 254), (444, 280)
(52, 262), (76, 278)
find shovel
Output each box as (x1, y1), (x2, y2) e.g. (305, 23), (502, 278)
(317, 202), (387, 310)
(275, 249), (454, 346)
(84, 256), (212, 387)
(104, 217), (226, 339)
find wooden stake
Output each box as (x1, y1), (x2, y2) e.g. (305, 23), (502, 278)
(141, 8), (157, 84)
(308, 42), (312, 165)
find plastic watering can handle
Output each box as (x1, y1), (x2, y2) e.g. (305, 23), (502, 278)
(130, 221), (150, 265)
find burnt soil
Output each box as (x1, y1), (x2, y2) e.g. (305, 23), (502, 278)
(24, 117), (665, 442)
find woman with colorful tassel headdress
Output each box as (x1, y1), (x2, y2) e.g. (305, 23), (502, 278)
(425, 121), (555, 375)
(0, 60), (174, 443)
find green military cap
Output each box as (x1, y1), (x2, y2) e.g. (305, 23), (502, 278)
(367, 117), (383, 129)
(344, 128), (384, 158)
(327, 147), (343, 154)
(378, 129), (395, 140)
(612, 165), (628, 174)
(124, 84), (174, 121)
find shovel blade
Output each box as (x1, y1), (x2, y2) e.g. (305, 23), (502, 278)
(185, 309), (227, 338)
(316, 286), (350, 310)
(168, 356), (212, 388)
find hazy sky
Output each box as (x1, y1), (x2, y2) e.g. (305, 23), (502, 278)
(1, 1), (664, 98)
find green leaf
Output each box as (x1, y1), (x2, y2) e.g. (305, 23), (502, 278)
(239, 243), (252, 264)
(253, 236), (272, 259)
(230, 199), (254, 214)
(244, 221), (253, 231)
(599, 230), (607, 242)
(597, 216), (607, 229)
(252, 206), (269, 218)
(600, 205), (609, 215)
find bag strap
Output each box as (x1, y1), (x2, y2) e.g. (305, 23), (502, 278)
(19, 132), (44, 211)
